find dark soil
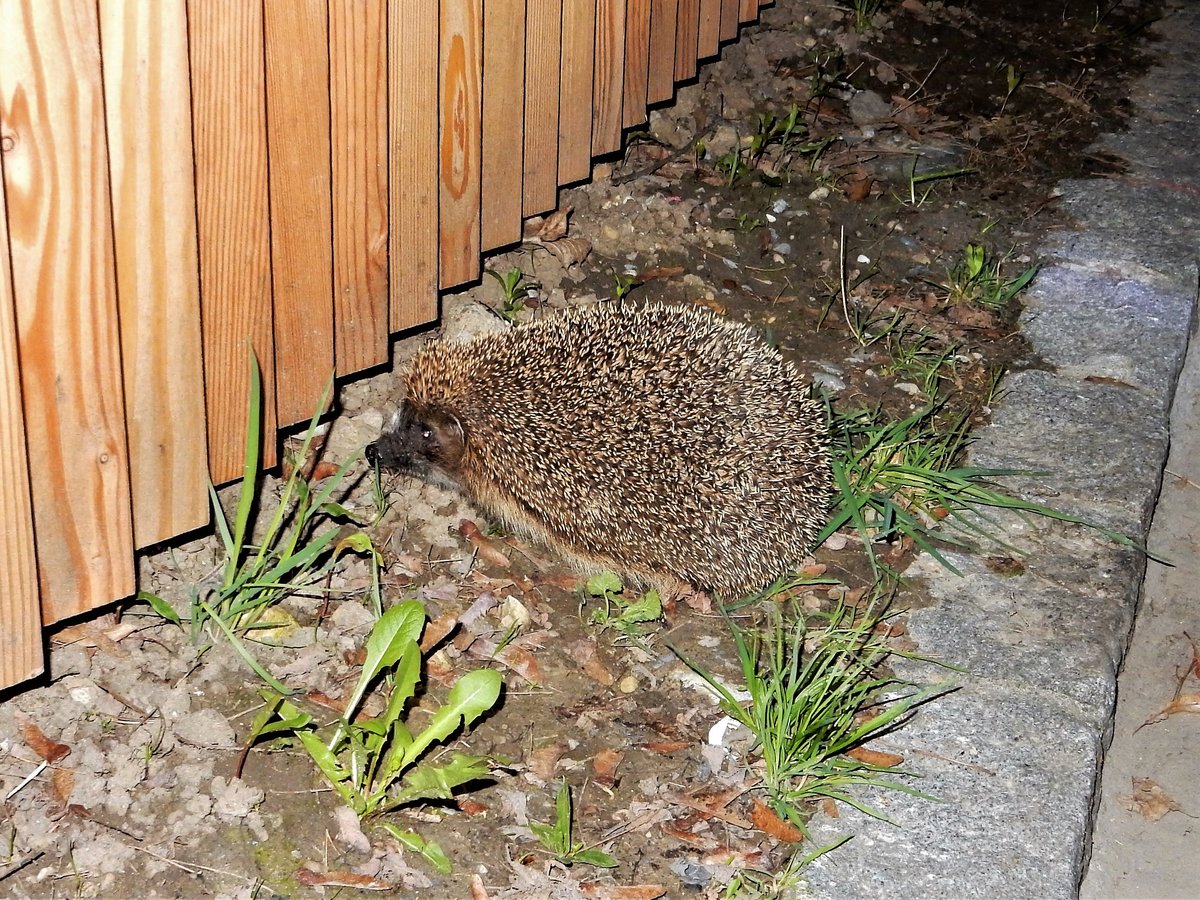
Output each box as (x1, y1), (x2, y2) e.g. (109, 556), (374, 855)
(0, 1), (1160, 897)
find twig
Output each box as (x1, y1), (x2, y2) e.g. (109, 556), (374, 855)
(0, 851), (44, 884)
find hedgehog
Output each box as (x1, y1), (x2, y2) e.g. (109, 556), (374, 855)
(366, 302), (833, 598)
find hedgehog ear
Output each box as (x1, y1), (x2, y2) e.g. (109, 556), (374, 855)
(430, 413), (466, 468)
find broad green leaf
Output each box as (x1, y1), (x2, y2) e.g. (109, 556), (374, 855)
(378, 823), (452, 874)
(139, 590), (182, 626)
(342, 601), (426, 724)
(389, 754), (492, 806)
(585, 571), (623, 596)
(400, 668), (501, 769)
(296, 731), (357, 808)
(571, 848), (618, 869)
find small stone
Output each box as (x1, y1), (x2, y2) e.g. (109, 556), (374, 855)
(617, 674), (639, 694)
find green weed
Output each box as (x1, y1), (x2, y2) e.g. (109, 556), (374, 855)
(249, 600), (502, 872)
(485, 267), (540, 323)
(850, 0), (884, 32)
(140, 353), (373, 693)
(585, 571), (663, 644)
(937, 242), (1039, 309)
(673, 599), (945, 834)
(819, 399), (1144, 577)
(895, 162), (977, 207)
(530, 781), (619, 868)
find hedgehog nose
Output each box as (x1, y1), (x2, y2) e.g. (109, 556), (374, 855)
(364, 442), (380, 465)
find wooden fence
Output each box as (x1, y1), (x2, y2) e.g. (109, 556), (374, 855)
(0, 0), (767, 691)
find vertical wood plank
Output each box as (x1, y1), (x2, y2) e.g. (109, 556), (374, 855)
(263, 0), (334, 427)
(675, 0), (699, 82)
(189, 0), (277, 482)
(647, 0), (677, 105)
(388, 1), (438, 329)
(698, 0), (721, 58)
(481, 0), (526, 251)
(739, 0), (756, 22)
(592, 0), (625, 155)
(0, 0), (135, 620)
(0, 144), (42, 686)
(720, 0), (738, 40)
(98, 0), (208, 549)
(558, 0), (595, 186)
(330, 0), (389, 374)
(439, 0), (483, 287)
(622, 0), (650, 128)
(523, 0), (561, 216)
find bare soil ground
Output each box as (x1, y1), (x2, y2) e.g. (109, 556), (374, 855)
(0, 1), (1162, 897)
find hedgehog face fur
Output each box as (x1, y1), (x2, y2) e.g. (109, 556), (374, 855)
(367, 302), (834, 598)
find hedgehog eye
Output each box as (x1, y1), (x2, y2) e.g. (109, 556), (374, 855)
(422, 428), (433, 440)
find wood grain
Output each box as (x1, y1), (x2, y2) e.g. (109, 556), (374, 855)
(739, 0), (756, 22)
(440, 0), (483, 288)
(622, 0), (650, 128)
(98, 0), (208, 549)
(330, 0), (389, 374)
(720, 0), (738, 40)
(675, 0), (699, 82)
(647, 0), (678, 104)
(263, 0), (334, 427)
(388, 1), (439, 329)
(0, 124), (41, 687)
(523, 0), (561, 216)
(558, 0), (595, 186)
(591, 0), (626, 154)
(698, 0), (721, 58)
(481, 0), (526, 251)
(189, 0), (277, 482)
(0, 0), (135, 621)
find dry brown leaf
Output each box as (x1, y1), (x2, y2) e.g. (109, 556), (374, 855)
(460, 519), (512, 568)
(666, 788), (754, 829)
(636, 265), (685, 282)
(456, 797), (490, 816)
(52, 622), (133, 657)
(845, 173), (873, 202)
(19, 721), (70, 763)
(592, 748), (625, 790)
(420, 611), (459, 654)
(1184, 632), (1200, 681)
(496, 645), (543, 684)
(1139, 692), (1200, 729)
(571, 639), (616, 687)
(750, 798), (806, 843)
(661, 816), (718, 848)
(296, 868), (393, 890)
(845, 746), (905, 768)
(536, 205), (573, 241)
(821, 797), (840, 819)
(528, 742), (568, 781)
(1120, 777), (1184, 822)
(580, 885), (666, 899)
(543, 236), (592, 267)
(470, 874), (491, 900)
(50, 767), (75, 807)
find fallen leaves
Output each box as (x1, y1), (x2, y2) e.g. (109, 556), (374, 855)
(750, 798), (805, 843)
(1120, 778), (1186, 822)
(18, 720), (70, 763)
(1139, 693), (1200, 731)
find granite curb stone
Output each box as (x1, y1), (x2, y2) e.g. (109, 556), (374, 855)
(802, 3), (1198, 896)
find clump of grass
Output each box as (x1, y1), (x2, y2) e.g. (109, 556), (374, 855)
(140, 353), (374, 692)
(673, 597), (946, 833)
(819, 398), (1143, 577)
(938, 242), (1038, 309)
